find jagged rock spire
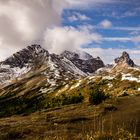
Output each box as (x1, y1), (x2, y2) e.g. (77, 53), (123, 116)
(114, 51), (135, 67)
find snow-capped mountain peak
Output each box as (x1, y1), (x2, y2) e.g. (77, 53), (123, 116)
(0, 45), (105, 84)
(60, 50), (104, 73)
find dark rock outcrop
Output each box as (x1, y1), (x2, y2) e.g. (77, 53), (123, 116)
(1, 44), (49, 68)
(0, 45), (105, 84)
(114, 51), (135, 67)
(61, 50), (104, 73)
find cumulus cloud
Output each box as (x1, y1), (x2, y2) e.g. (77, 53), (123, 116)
(43, 26), (102, 54)
(2, 0), (139, 66)
(68, 12), (91, 22)
(0, 0), (63, 59)
(99, 19), (112, 29)
(0, 0), (116, 60)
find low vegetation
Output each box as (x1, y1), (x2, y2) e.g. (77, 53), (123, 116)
(0, 95), (140, 139)
(85, 128), (137, 140)
(0, 92), (84, 117)
(89, 85), (109, 105)
(0, 74), (140, 139)
(45, 93), (84, 108)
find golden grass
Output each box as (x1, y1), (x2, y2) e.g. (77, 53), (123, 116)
(0, 96), (140, 139)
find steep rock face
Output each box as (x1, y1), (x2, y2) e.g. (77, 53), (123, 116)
(78, 51), (93, 60)
(60, 50), (93, 60)
(0, 46), (90, 84)
(0, 44), (50, 84)
(95, 51), (139, 76)
(0, 45), (105, 84)
(61, 50), (104, 73)
(108, 51), (139, 75)
(1, 44), (49, 69)
(114, 51), (135, 67)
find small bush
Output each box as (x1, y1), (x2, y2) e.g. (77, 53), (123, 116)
(61, 93), (84, 105)
(89, 86), (109, 105)
(45, 93), (84, 109)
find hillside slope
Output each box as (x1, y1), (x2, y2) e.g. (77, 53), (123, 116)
(0, 47), (139, 139)
(0, 96), (140, 139)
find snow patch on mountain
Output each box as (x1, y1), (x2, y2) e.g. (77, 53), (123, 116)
(102, 76), (115, 80)
(62, 57), (87, 76)
(122, 73), (140, 82)
(0, 64), (31, 84)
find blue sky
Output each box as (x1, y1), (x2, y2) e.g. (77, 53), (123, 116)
(59, 0), (140, 64)
(62, 1), (140, 49)
(0, 0), (139, 64)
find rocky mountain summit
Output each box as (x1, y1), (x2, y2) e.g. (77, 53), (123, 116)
(61, 50), (104, 73)
(108, 51), (138, 75)
(96, 51), (139, 77)
(0, 44), (104, 84)
(0, 45), (49, 83)
(114, 51), (135, 67)
(1, 45), (49, 69)
(0, 45), (139, 88)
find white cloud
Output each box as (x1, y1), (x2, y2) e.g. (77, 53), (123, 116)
(68, 12), (91, 22)
(81, 47), (140, 65)
(0, 37), (3, 46)
(0, 0), (63, 59)
(68, 15), (78, 22)
(122, 11), (137, 17)
(132, 36), (140, 42)
(129, 30), (140, 36)
(0, 0), (116, 60)
(76, 13), (91, 21)
(0, 3), (35, 41)
(95, 25), (140, 31)
(43, 26), (102, 54)
(99, 19), (112, 29)
(77, 24), (94, 32)
(134, 59), (140, 65)
(109, 26), (140, 31)
(103, 36), (140, 43)
(0, 45), (19, 61)
(103, 37), (131, 42)
(0, 0), (139, 66)
(65, 0), (115, 9)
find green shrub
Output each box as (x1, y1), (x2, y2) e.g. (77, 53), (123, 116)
(61, 93), (84, 105)
(89, 86), (109, 105)
(0, 93), (84, 117)
(45, 93), (84, 108)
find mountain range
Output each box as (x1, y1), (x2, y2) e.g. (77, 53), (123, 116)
(0, 44), (105, 84)
(0, 44), (139, 117)
(0, 44), (139, 87)
(0, 44), (139, 83)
